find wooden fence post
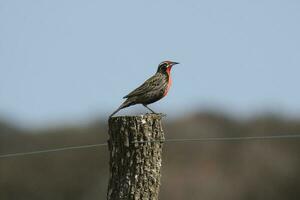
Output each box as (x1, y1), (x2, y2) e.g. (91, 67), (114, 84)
(107, 113), (165, 200)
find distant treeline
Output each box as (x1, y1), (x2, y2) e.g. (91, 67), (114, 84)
(1, 112), (300, 200)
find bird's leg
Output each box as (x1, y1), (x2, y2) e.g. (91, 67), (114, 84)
(143, 104), (157, 114)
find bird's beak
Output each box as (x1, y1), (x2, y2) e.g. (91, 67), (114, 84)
(171, 62), (179, 66)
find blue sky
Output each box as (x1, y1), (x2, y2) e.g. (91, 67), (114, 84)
(1, 0), (300, 126)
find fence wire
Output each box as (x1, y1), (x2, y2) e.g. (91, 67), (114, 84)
(1, 134), (300, 159)
(0, 143), (107, 159)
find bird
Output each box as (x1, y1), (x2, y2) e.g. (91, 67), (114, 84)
(110, 61), (179, 117)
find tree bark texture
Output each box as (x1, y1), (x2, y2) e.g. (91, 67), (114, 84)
(107, 114), (165, 200)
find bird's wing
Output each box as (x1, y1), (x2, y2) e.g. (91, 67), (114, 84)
(123, 73), (164, 99)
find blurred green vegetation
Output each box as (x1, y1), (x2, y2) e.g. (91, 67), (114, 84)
(1, 112), (300, 200)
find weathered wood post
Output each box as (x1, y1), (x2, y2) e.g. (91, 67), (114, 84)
(107, 113), (165, 200)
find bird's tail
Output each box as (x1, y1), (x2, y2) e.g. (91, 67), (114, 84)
(109, 99), (133, 118)
(109, 107), (122, 118)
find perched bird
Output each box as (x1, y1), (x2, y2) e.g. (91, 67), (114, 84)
(110, 61), (179, 117)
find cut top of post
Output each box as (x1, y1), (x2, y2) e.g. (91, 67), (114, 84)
(109, 113), (166, 122)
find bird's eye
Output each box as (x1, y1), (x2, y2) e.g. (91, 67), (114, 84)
(161, 63), (168, 69)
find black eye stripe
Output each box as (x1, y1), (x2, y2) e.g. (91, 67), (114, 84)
(161, 63), (168, 68)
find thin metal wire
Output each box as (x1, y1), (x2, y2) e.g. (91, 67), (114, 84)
(133, 134), (300, 144)
(0, 143), (107, 159)
(1, 134), (300, 159)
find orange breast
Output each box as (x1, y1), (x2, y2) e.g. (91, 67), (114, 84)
(163, 68), (172, 96)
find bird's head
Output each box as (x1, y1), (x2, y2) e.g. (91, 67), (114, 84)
(157, 61), (179, 74)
